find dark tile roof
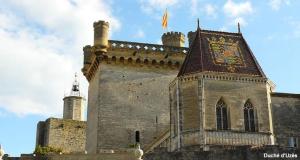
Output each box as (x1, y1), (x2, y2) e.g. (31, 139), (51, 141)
(177, 27), (266, 77)
(271, 92), (300, 98)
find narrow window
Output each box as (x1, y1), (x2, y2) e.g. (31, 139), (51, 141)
(216, 99), (228, 130)
(135, 131), (140, 144)
(244, 100), (256, 132)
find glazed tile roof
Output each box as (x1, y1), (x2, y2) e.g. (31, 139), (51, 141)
(177, 27), (266, 77)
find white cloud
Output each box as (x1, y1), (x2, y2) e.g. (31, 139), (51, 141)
(223, 0), (253, 27)
(289, 21), (300, 38)
(133, 29), (145, 38)
(269, 0), (291, 10)
(233, 17), (247, 26)
(191, 1), (217, 18)
(191, 0), (199, 16)
(219, 26), (228, 32)
(223, 0), (253, 17)
(204, 4), (217, 18)
(140, 0), (178, 15)
(0, 0), (120, 116)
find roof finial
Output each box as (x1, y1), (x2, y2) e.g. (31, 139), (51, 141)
(238, 22), (241, 33)
(197, 18), (200, 29)
(74, 72), (78, 82)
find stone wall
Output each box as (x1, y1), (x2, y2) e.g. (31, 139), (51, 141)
(169, 74), (273, 150)
(5, 152), (139, 160)
(86, 69), (101, 153)
(88, 63), (176, 152)
(203, 77), (271, 132)
(36, 118), (86, 153)
(271, 93), (300, 148)
(36, 121), (46, 147)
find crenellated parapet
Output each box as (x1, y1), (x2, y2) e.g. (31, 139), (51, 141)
(162, 31), (185, 47)
(82, 40), (188, 81)
(82, 20), (188, 82)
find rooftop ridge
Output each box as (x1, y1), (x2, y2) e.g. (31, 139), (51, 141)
(200, 29), (241, 35)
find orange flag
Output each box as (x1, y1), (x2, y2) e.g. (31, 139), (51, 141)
(162, 9), (168, 29)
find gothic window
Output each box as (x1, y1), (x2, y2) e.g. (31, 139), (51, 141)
(244, 100), (256, 132)
(216, 99), (228, 130)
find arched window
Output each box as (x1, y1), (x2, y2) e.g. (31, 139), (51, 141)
(216, 99), (228, 130)
(244, 100), (256, 132)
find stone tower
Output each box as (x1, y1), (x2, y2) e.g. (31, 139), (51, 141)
(82, 20), (187, 153)
(63, 74), (85, 121)
(161, 32), (185, 47)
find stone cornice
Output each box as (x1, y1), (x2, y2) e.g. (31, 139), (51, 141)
(169, 72), (268, 87)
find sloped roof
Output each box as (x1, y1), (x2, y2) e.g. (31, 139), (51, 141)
(177, 27), (265, 77)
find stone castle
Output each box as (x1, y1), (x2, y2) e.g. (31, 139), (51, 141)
(80, 20), (299, 154)
(4, 19), (300, 160)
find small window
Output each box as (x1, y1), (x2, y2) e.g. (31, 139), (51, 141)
(288, 137), (298, 148)
(135, 131), (140, 143)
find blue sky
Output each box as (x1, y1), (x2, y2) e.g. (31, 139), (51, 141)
(0, 0), (299, 156)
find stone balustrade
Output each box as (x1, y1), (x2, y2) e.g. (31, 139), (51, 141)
(205, 130), (271, 146)
(108, 40), (188, 54)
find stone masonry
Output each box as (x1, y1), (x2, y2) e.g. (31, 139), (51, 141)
(271, 93), (300, 148)
(36, 118), (86, 153)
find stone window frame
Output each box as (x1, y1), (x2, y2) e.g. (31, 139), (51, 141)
(216, 98), (229, 130)
(244, 100), (257, 132)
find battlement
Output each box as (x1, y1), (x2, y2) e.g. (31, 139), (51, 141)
(93, 20), (109, 28)
(82, 45), (95, 72)
(83, 45), (93, 52)
(82, 40), (188, 81)
(161, 31), (185, 47)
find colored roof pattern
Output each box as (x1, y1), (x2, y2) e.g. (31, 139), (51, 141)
(177, 27), (265, 77)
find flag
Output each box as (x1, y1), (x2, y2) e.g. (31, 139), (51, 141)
(162, 9), (168, 29)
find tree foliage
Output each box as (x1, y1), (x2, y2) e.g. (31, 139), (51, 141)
(34, 145), (63, 155)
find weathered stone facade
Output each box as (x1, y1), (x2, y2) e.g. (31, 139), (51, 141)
(168, 73), (274, 150)
(144, 146), (300, 160)
(271, 93), (300, 148)
(36, 118), (86, 153)
(83, 21), (188, 153)
(63, 96), (84, 121)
